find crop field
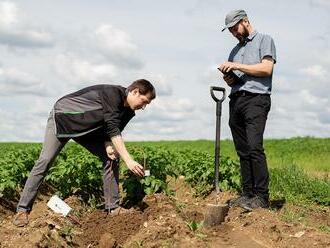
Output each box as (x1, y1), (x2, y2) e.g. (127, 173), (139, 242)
(0, 137), (329, 247)
(132, 137), (330, 172)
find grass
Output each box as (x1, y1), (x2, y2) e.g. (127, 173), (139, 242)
(319, 225), (330, 233)
(129, 137), (330, 173)
(264, 137), (330, 172)
(270, 164), (330, 205)
(269, 163), (330, 232)
(280, 202), (330, 233)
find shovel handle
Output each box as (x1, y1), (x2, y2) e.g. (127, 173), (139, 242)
(210, 86), (226, 103)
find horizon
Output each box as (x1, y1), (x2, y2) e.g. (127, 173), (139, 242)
(1, 136), (329, 144)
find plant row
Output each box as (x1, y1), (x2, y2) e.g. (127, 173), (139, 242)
(0, 143), (328, 206)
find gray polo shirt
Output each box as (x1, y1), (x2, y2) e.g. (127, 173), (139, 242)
(229, 31), (276, 95)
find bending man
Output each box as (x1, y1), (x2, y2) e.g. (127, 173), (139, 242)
(14, 79), (156, 226)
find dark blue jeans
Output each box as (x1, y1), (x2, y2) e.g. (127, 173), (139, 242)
(229, 92), (271, 200)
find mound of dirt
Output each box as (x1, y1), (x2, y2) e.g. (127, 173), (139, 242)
(0, 178), (329, 248)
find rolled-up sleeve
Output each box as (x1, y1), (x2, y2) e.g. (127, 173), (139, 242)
(100, 88), (123, 138)
(260, 35), (276, 64)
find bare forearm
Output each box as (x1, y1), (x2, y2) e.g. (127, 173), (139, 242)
(219, 59), (274, 78)
(111, 135), (144, 177)
(110, 135), (132, 163)
(236, 63), (272, 77)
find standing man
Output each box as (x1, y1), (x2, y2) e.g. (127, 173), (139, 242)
(13, 79), (156, 227)
(218, 10), (276, 210)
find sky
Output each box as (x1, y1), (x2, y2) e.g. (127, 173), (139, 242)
(0, 0), (329, 142)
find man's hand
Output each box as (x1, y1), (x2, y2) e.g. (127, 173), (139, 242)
(126, 160), (144, 177)
(105, 142), (119, 160)
(218, 61), (240, 73)
(218, 62), (241, 87)
(219, 58), (274, 78)
(110, 135), (144, 177)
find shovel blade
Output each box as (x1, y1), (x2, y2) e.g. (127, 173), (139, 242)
(203, 203), (229, 227)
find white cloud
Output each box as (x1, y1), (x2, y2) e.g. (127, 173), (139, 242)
(133, 73), (172, 96)
(52, 23), (149, 92)
(0, 1), (18, 27)
(125, 96), (198, 139)
(300, 64), (328, 80)
(0, 29), (54, 48)
(93, 24), (143, 68)
(273, 75), (297, 94)
(0, 1), (329, 142)
(0, 1), (54, 49)
(0, 108), (17, 141)
(0, 66), (51, 96)
(268, 86), (330, 138)
(318, 107), (330, 124)
(54, 53), (118, 86)
(136, 97), (196, 123)
(310, 0), (330, 9)
(0, 95), (59, 142)
(95, 24), (137, 55)
(199, 65), (224, 85)
(299, 89), (319, 106)
(0, 106), (46, 142)
(29, 98), (53, 118)
(297, 63), (329, 99)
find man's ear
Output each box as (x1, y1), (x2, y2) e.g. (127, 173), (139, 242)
(242, 17), (249, 25)
(132, 88), (140, 95)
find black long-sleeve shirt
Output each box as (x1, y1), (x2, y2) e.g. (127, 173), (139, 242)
(53, 85), (135, 138)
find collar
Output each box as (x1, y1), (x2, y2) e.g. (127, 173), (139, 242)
(246, 30), (258, 41)
(239, 30), (257, 46)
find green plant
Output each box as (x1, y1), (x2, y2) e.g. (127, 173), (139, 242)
(45, 145), (103, 204)
(0, 145), (41, 199)
(169, 149), (240, 196)
(186, 220), (203, 232)
(270, 164), (330, 205)
(2, 138), (328, 209)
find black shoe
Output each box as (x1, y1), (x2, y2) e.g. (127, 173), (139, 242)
(227, 195), (253, 208)
(240, 195), (269, 211)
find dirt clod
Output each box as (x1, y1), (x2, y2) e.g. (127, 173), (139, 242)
(99, 233), (117, 248)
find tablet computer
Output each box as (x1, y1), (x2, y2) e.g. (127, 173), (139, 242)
(218, 68), (243, 83)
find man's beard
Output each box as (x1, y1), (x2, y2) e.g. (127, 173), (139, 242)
(236, 26), (249, 43)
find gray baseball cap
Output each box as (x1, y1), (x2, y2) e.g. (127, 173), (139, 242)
(221, 9), (247, 32)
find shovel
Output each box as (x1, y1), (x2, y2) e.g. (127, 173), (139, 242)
(203, 86), (228, 227)
(210, 86), (226, 194)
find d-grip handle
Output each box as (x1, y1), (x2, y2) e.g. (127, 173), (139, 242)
(210, 86), (226, 103)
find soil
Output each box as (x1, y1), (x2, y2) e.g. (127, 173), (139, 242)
(0, 177), (329, 247)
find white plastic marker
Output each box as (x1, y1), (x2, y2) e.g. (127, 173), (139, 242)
(142, 152), (150, 177)
(144, 170), (150, 177)
(47, 195), (81, 225)
(47, 195), (72, 217)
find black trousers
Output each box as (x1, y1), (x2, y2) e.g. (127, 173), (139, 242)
(229, 92), (271, 200)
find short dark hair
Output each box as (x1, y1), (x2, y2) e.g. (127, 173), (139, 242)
(127, 79), (156, 100)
